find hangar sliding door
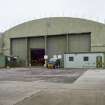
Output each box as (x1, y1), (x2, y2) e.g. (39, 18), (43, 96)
(69, 33), (91, 52)
(47, 35), (66, 58)
(29, 37), (45, 66)
(11, 38), (27, 65)
(29, 37), (44, 48)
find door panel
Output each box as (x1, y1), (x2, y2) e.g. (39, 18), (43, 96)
(69, 34), (91, 52)
(47, 35), (66, 58)
(29, 37), (44, 48)
(11, 38), (27, 65)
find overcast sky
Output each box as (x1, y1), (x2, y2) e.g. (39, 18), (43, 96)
(0, 0), (105, 32)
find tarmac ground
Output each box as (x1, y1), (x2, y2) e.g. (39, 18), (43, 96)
(0, 67), (105, 105)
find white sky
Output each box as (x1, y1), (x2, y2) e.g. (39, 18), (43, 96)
(0, 0), (105, 32)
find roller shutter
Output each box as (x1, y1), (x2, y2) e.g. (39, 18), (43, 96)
(11, 38), (27, 65)
(47, 35), (66, 58)
(69, 33), (91, 52)
(29, 37), (44, 48)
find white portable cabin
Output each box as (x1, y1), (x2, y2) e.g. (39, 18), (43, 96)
(64, 52), (105, 69)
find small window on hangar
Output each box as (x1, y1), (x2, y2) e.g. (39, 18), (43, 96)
(69, 57), (74, 61)
(83, 56), (89, 61)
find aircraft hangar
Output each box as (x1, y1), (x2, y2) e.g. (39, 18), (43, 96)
(1, 17), (105, 67)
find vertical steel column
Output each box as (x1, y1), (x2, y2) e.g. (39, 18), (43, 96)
(28, 38), (31, 67)
(45, 20), (50, 55)
(26, 37), (29, 66)
(44, 36), (47, 67)
(66, 33), (69, 53)
(10, 38), (12, 56)
(44, 20), (50, 67)
(45, 36), (47, 55)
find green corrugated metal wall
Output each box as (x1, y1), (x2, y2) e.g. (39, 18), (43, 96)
(10, 33), (91, 66)
(69, 34), (91, 52)
(47, 35), (66, 58)
(29, 37), (44, 48)
(11, 38), (27, 65)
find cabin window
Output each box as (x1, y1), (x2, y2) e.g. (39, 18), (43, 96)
(84, 56), (89, 61)
(69, 57), (74, 61)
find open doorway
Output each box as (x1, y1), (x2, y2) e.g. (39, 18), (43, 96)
(31, 49), (45, 66)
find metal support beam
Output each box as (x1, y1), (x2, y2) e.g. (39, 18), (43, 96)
(44, 36), (48, 67)
(10, 38), (12, 56)
(66, 34), (69, 53)
(26, 37), (29, 66)
(28, 38), (31, 67)
(45, 36), (47, 55)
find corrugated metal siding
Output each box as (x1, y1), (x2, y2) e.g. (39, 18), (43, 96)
(47, 35), (66, 58)
(29, 37), (44, 48)
(11, 38), (27, 65)
(69, 34), (91, 52)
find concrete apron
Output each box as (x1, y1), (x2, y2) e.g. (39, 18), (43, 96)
(1, 70), (105, 105)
